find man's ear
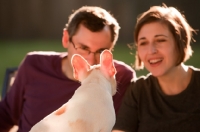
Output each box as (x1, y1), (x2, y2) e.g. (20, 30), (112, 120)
(71, 54), (90, 81)
(62, 29), (70, 48)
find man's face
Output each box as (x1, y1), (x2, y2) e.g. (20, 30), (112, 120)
(68, 24), (113, 65)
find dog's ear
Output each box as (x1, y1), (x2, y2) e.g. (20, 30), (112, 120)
(71, 54), (90, 81)
(100, 50), (116, 78)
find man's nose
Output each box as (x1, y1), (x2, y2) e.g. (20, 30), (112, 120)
(86, 53), (99, 65)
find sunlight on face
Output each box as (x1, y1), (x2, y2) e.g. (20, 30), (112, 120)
(68, 24), (113, 66)
(137, 22), (178, 77)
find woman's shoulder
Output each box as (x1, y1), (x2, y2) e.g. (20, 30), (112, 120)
(128, 73), (158, 100)
(189, 66), (200, 72)
(189, 66), (200, 80)
(131, 73), (157, 91)
(133, 73), (155, 84)
(188, 65), (200, 76)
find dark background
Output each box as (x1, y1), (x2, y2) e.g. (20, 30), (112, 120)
(0, 0), (200, 43)
(0, 0), (200, 95)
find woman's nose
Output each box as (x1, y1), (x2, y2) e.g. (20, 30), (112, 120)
(149, 44), (157, 54)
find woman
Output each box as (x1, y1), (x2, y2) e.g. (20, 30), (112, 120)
(113, 4), (200, 132)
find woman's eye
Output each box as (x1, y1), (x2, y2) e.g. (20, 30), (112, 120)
(139, 42), (147, 46)
(157, 39), (166, 42)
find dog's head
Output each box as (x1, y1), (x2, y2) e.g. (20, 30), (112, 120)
(71, 50), (117, 95)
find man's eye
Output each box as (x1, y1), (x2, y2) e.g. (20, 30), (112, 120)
(97, 49), (108, 54)
(80, 46), (89, 51)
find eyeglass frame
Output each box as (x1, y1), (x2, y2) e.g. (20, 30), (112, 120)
(69, 37), (111, 56)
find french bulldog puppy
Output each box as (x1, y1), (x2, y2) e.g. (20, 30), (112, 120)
(30, 50), (117, 132)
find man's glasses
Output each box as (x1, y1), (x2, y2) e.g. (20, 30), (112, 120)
(70, 38), (109, 57)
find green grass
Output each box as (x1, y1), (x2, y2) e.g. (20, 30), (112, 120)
(0, 40), (200, 95)
(0, 40), (63, 93)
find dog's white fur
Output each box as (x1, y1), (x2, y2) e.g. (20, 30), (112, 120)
(29, 50), (117, 132)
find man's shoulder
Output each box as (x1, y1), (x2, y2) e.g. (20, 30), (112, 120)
(22, 51), (66, 66)
(25, 51), (65, 61)
(27, 51), (65, 57)
(113, 59), (134, 72)
(113, 59), (136, 79)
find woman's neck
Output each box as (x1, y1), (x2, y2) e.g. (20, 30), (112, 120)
(157, 64), (193, 95)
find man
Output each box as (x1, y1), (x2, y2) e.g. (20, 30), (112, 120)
(0, 6), (136, 132)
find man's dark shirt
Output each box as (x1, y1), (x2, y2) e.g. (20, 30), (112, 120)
(0, 51), (135, 132)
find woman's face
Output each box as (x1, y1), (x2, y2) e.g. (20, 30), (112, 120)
(137, 22), (178, 77)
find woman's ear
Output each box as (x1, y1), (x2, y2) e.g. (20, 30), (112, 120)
(62, 29), (70, 48)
